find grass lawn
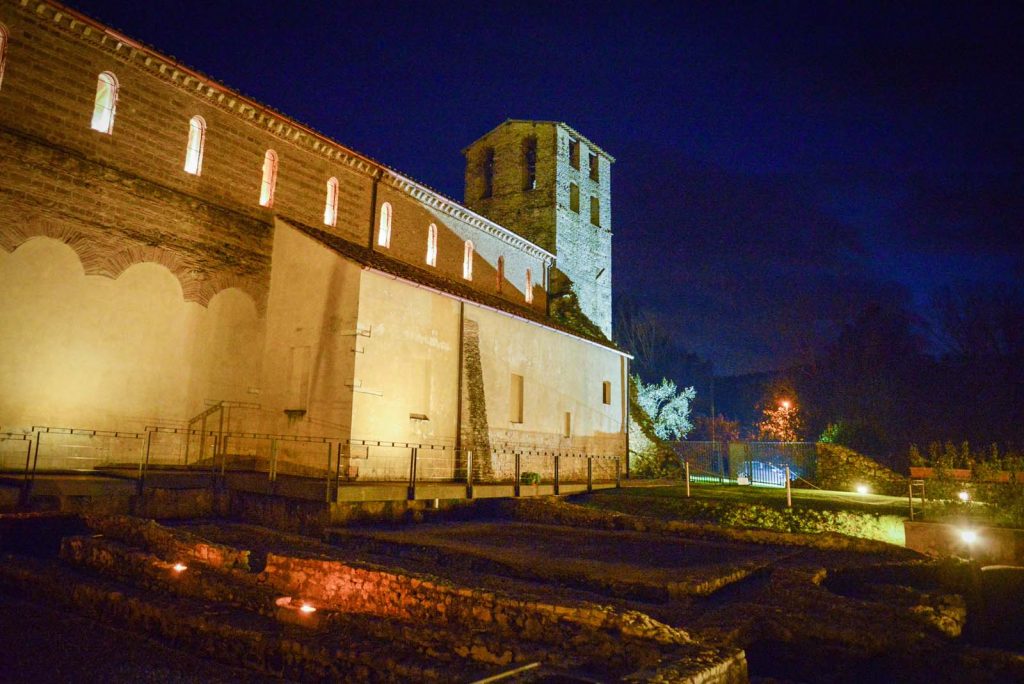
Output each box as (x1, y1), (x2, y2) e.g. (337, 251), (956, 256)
(577, 482), (912, 545)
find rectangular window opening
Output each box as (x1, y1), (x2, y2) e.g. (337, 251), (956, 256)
(563, 412), (572, 438)
(510, 373), (524, 424)
(589, 152), (599, 181)
(590, 196), (600, 226)
(482, 148), (495, 199)
(602, 381), (612, 405)
(569, 138), (580, 170)
(523, 137), (537, 191)
(569, 183), (579, 213)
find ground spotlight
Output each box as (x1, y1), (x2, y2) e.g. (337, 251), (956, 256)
(958, 490), (970, 502)
(855, 484), (869, 495)
(172, 562), (187, 573)
(959, 529), (978, 545)
(299, 603), (316, 614)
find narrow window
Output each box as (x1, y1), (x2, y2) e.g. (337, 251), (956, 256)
(259, 150), (278, 207)
(525, 269), (534, 304)
(496, 256), (504, 292)
(377, 202), (392, 248)
(589, 152), (599, 181)
(510, 374), (524, 424)
(590, 196), (600, 226)
(523, 137), (537, 190)
(563, 412), (572, 438)
(481, 148), (495, 199)
(0, 24), (9, 91)
(426, 223), (438, 266)
(183, 115), (206, 175)
(569, 183), (579, 212)
(324, 177), (339, 226)
(602, 381), (612, 405)
(568, 138), (580, 169)
(462, 240), (474, 281)
(90, 71), (118, 134)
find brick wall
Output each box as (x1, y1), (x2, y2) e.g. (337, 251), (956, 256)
(0, 0), (549, 315)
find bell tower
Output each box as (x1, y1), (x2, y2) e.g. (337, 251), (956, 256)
(463, 120), (613, 337)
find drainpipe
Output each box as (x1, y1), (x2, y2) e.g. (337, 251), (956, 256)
(623, 355), (630, 479)
(455, 300), (465, 461)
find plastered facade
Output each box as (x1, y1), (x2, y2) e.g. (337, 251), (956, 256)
(0, 0), (626, 475)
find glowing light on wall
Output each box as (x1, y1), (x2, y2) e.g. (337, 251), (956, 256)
(259, 149), (278, 207)
(426, 223), (437, 266)
(463, 240), (474, 280)
(377, 202), (392, 248)
(184, 115), (206, 175)
(90, 71), (118, 134)
(0, 24), (10, 90)
(324, 177), (339, 226)
(525, 269), (533, 304)
(172, 562), (188, 573)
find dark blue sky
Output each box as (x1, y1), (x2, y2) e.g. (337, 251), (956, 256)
(70, 0), (1023, 375)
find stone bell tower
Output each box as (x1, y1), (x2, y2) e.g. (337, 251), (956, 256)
(463, 120), (613, 338)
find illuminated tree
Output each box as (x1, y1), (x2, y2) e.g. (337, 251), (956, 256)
(758, 397), (803, 442)
(634, 375), (696, 441)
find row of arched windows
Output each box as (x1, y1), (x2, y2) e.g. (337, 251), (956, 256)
(78, 67), (536, 304)
(376, 203), (534, 301)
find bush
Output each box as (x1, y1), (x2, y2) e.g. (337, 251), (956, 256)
(519, 471), (540, 485)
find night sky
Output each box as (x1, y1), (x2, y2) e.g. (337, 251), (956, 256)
(68, 1), (1023, 376)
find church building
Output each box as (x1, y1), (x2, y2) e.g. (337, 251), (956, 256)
(0, 0), (628, 484)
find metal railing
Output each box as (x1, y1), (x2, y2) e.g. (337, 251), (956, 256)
(675, 440), (818, 487)
(6, 418), (623, 504)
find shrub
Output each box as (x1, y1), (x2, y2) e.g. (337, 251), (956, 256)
(519, 471), (540, 485)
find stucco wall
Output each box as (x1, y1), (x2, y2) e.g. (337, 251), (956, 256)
(0, 236), (262, 432)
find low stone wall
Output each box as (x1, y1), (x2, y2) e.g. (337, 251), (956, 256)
(85, 514), (252, 571)
(261, 552), (691, 671)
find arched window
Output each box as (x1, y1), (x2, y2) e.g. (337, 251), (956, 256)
(496, 256), (504, 292)
(525, 269), (534, 304)
(324, 177), (339, 226)
(0, 24), (9, 91)
(463, 240), (474, 281)
(425, 223), (438, 267)
(377, 202), (392, 248)
(90, 71), (118, 134)
(184, 115), (206, 175)
(259, 150), (278, 207)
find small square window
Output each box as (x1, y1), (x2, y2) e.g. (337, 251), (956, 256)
(590, 196), (600, 226)
(569, 183), (579, 213)
(569, 139), (580, 170)
(602, 381), (612, 405)
(589, 153), (599, 181)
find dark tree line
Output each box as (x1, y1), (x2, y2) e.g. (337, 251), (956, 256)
(617, 283), (1024, 470)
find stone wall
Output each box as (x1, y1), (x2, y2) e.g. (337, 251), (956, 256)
(464, 121), (613, 337)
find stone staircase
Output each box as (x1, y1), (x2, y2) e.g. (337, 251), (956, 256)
(0, 514), (748, 682)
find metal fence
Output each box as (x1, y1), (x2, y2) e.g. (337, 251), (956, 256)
(674, 441), (818, 487)
(4, 419), (622, 503)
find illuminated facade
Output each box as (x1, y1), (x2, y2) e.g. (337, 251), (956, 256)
(0, 0), (627, 477)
